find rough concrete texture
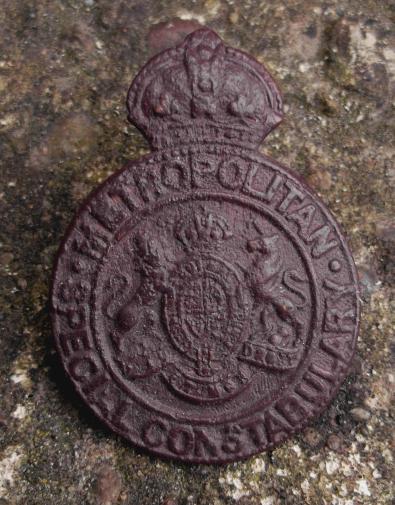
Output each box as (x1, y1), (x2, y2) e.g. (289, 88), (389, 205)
(0, 0), (394, 504)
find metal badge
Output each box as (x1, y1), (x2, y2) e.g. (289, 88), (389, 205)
(51, 29), (359, 463)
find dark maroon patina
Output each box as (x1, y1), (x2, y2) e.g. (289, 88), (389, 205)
(51, 29), (360, 464)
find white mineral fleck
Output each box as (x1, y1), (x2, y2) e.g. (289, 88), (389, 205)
(355, 479), (371, 497)
(301, 479), (310, 494)
(252, 457), (266, 473)
(261, 497), (276, 505)
(325, 455), (340, 475)
(11, 405), (27, 420)
(292, 444), (302, 456)
(276, 468), (288, 477)
(0, 447), (23, 497)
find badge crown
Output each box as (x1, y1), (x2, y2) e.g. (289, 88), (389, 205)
(127, 29), (283, 150)
(176, 210), (232, 251)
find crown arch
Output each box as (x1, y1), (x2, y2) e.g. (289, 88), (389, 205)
(127, 29), (283, 150)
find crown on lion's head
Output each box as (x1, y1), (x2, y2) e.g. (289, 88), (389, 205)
(127, 29), (283, 150)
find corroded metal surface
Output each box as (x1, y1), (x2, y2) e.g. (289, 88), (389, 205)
(0, 0), (393, 502)
(52, 29), (359, 464)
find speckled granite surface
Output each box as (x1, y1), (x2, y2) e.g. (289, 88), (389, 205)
(0, 1), (394, 504)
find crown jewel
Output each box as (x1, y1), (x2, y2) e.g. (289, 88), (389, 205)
(127, 29), (283, 150)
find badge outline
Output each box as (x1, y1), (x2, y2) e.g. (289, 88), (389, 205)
(51, 145), (360, 463)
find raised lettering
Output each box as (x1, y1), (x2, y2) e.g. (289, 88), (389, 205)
(112, 398), (135, 433)
(218, 158), (245, 189)
(134, 171), (163, 202)
(265, 410), (290, 443)
(241, 418), (266, 447)
(90, 379), (120, 416)
(143, 420), (167, 448)
(324, 303), (355, 333)
(108, 184), (139, 212)
(287, 204), (316, 236)
(58, 279), (89, 305)
(59, 328), (92, 357)
(73, 222), (109, 261)
(287, 204), (338, 257)
(276, 395), (309, 426)
(278, 182), (304, 212)
(191, 154), (217, 187)
(295, 360), (338, 404)
(161, 161), (189, 189)
(90, 194), (126, 232)
(194, 428), (218, 458)
(243, 165), (283, 202)
(324, 279), (355, 299)
(68, 351), (101, 381)
(320, 335), (354, 363)
(168, 427), (194, 455)
(308, 225), (338, 257)
(56, 305), (87, 330)
(222, 424), (242, 454)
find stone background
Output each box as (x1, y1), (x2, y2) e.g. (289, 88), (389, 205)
(0, 0), (394, 504)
